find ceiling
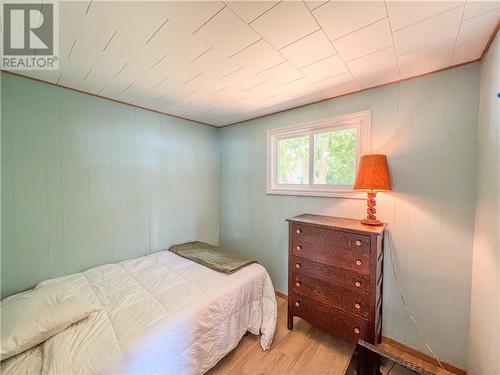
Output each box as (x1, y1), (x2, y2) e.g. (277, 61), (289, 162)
(13, 0), (500, 127)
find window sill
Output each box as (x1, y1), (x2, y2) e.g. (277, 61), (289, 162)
(265, 188), (366, 199)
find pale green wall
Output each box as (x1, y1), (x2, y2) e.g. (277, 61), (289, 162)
(219, 63), (480, 369)
(468, 33), (499, 375)
(1, 72), (220, 298)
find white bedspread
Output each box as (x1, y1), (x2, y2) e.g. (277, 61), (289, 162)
(1, 251), (277, 375)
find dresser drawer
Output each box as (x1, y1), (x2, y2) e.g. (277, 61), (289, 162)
(291, 224), (371, 273)
(289, 291), (369, 344)
(290, 256), (369, 294)
(291, 273), (369, 318)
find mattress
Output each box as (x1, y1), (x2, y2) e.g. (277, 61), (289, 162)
(1, 250), (277, 375)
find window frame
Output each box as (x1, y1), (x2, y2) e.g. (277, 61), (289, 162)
(266, 110), (371, 198)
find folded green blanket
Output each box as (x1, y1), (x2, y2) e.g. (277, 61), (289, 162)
(169, 241), (257, 274)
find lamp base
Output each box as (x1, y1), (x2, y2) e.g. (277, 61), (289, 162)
(361, 192), (384, 226)
(361, 218), (384, 226)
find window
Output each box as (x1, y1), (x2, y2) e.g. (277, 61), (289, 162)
(266, 111), (371, 198)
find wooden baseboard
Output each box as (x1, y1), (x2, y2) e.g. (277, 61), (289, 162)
(273, 291), (465, 375)
(381, 337), (466, 375)
(275, 290), (287, 300)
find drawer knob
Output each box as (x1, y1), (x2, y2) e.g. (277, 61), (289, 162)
(295, 282), (301, 287)
(355, 240), (362, 246)
(295, 301), (300, 307)
(354, 303), (361, 310)
(355, 260), (362, 266)
(295, 263), (301, 269)
(296, 229), (302, 234)
(355, 281), (361, 288)
(354, 327), (360, 335)
(296, 245), (302, 250)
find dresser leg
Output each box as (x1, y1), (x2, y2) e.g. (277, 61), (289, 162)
(357, 345), (380, 375)
(287, 315), (293, 330)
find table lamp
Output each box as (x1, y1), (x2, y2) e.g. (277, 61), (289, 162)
(353, 154), (391, 226)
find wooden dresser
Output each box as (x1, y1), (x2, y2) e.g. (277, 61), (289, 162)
(287, 214), (385, 344)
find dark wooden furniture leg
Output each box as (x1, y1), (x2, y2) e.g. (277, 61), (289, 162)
(357, 344), (380, 375)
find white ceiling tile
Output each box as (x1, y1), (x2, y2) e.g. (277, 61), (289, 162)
(131, 83), (166, 102)
(15, 1), (498, 126)
(457, 7), (500, 42)
(333, 18), (393, 61)
(117, 60), (161, 86)
(257, 100), (295, 116)
(59, 1), (110, 43)
(393, 6), (463, 56)
(240, 82), (277, 98)
(94, 33), (135, 76)
(257, 61), (304, 86)
(325, 79), (362, 96)
(452, 35), (490, 65)
(452, 8), (500, 64)
(186, 48), (241, 80)
(162, 1), (225, 33)
(313, 1), (387, 40)
(356, 66), (400, 89)
(305, 78), (361, 101)
(96, 75), (136, 96)
(58, 64), (96, 87)
(314, 71), (357, 89)
(99, 2), (172, 44)
(129, 52), (171, 83)
(81, 70), (117, 94)
(267, 93), (327, 113)
(463, 0), (500, 19)
(109, 34), (167, 79)
(194, 7), (260, 57)
(305, 1), (328, 11)
(231, 97), (264, 111)
(147, 21), (212, 65)
(225, 1), (279, 23)
(60, 31), (103, 70)
(261, 92), (290, 105)
(279, 77), (318, 98)
(398, 39), (455, 79)
(75, 68), (108, 86)
(250, 1), (319, 49)
(58, 1), (88, 54)
(347, 47), (398, 78)
(280, 30), (336, 68)
(220, 67), (264, 90)
(72, 1), (125, 55)
(386, 1), (464, 31)
(229, 39), (285, 73)
(301, 55), (349, 82)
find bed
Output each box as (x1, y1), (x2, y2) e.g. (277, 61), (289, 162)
(1, 250), (277, 375)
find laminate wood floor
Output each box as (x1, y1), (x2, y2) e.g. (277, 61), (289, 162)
(207, 296), (355, 375)
(207, 296), (457, 375)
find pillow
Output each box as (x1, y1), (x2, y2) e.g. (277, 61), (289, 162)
(1, 284), (100, 361)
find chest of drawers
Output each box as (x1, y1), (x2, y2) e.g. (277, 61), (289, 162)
(286, 214), (385, 344)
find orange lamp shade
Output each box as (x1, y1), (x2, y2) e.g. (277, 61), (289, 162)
(354, 154), (392, 191)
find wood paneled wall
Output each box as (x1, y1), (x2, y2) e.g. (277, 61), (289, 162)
(1, 73), (220, 298)
(468, 32), (500, 375)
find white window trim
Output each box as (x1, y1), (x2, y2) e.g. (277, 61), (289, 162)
(266, 110), (371, 199)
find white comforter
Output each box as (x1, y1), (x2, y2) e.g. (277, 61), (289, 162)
(1, 251), (277, 375)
